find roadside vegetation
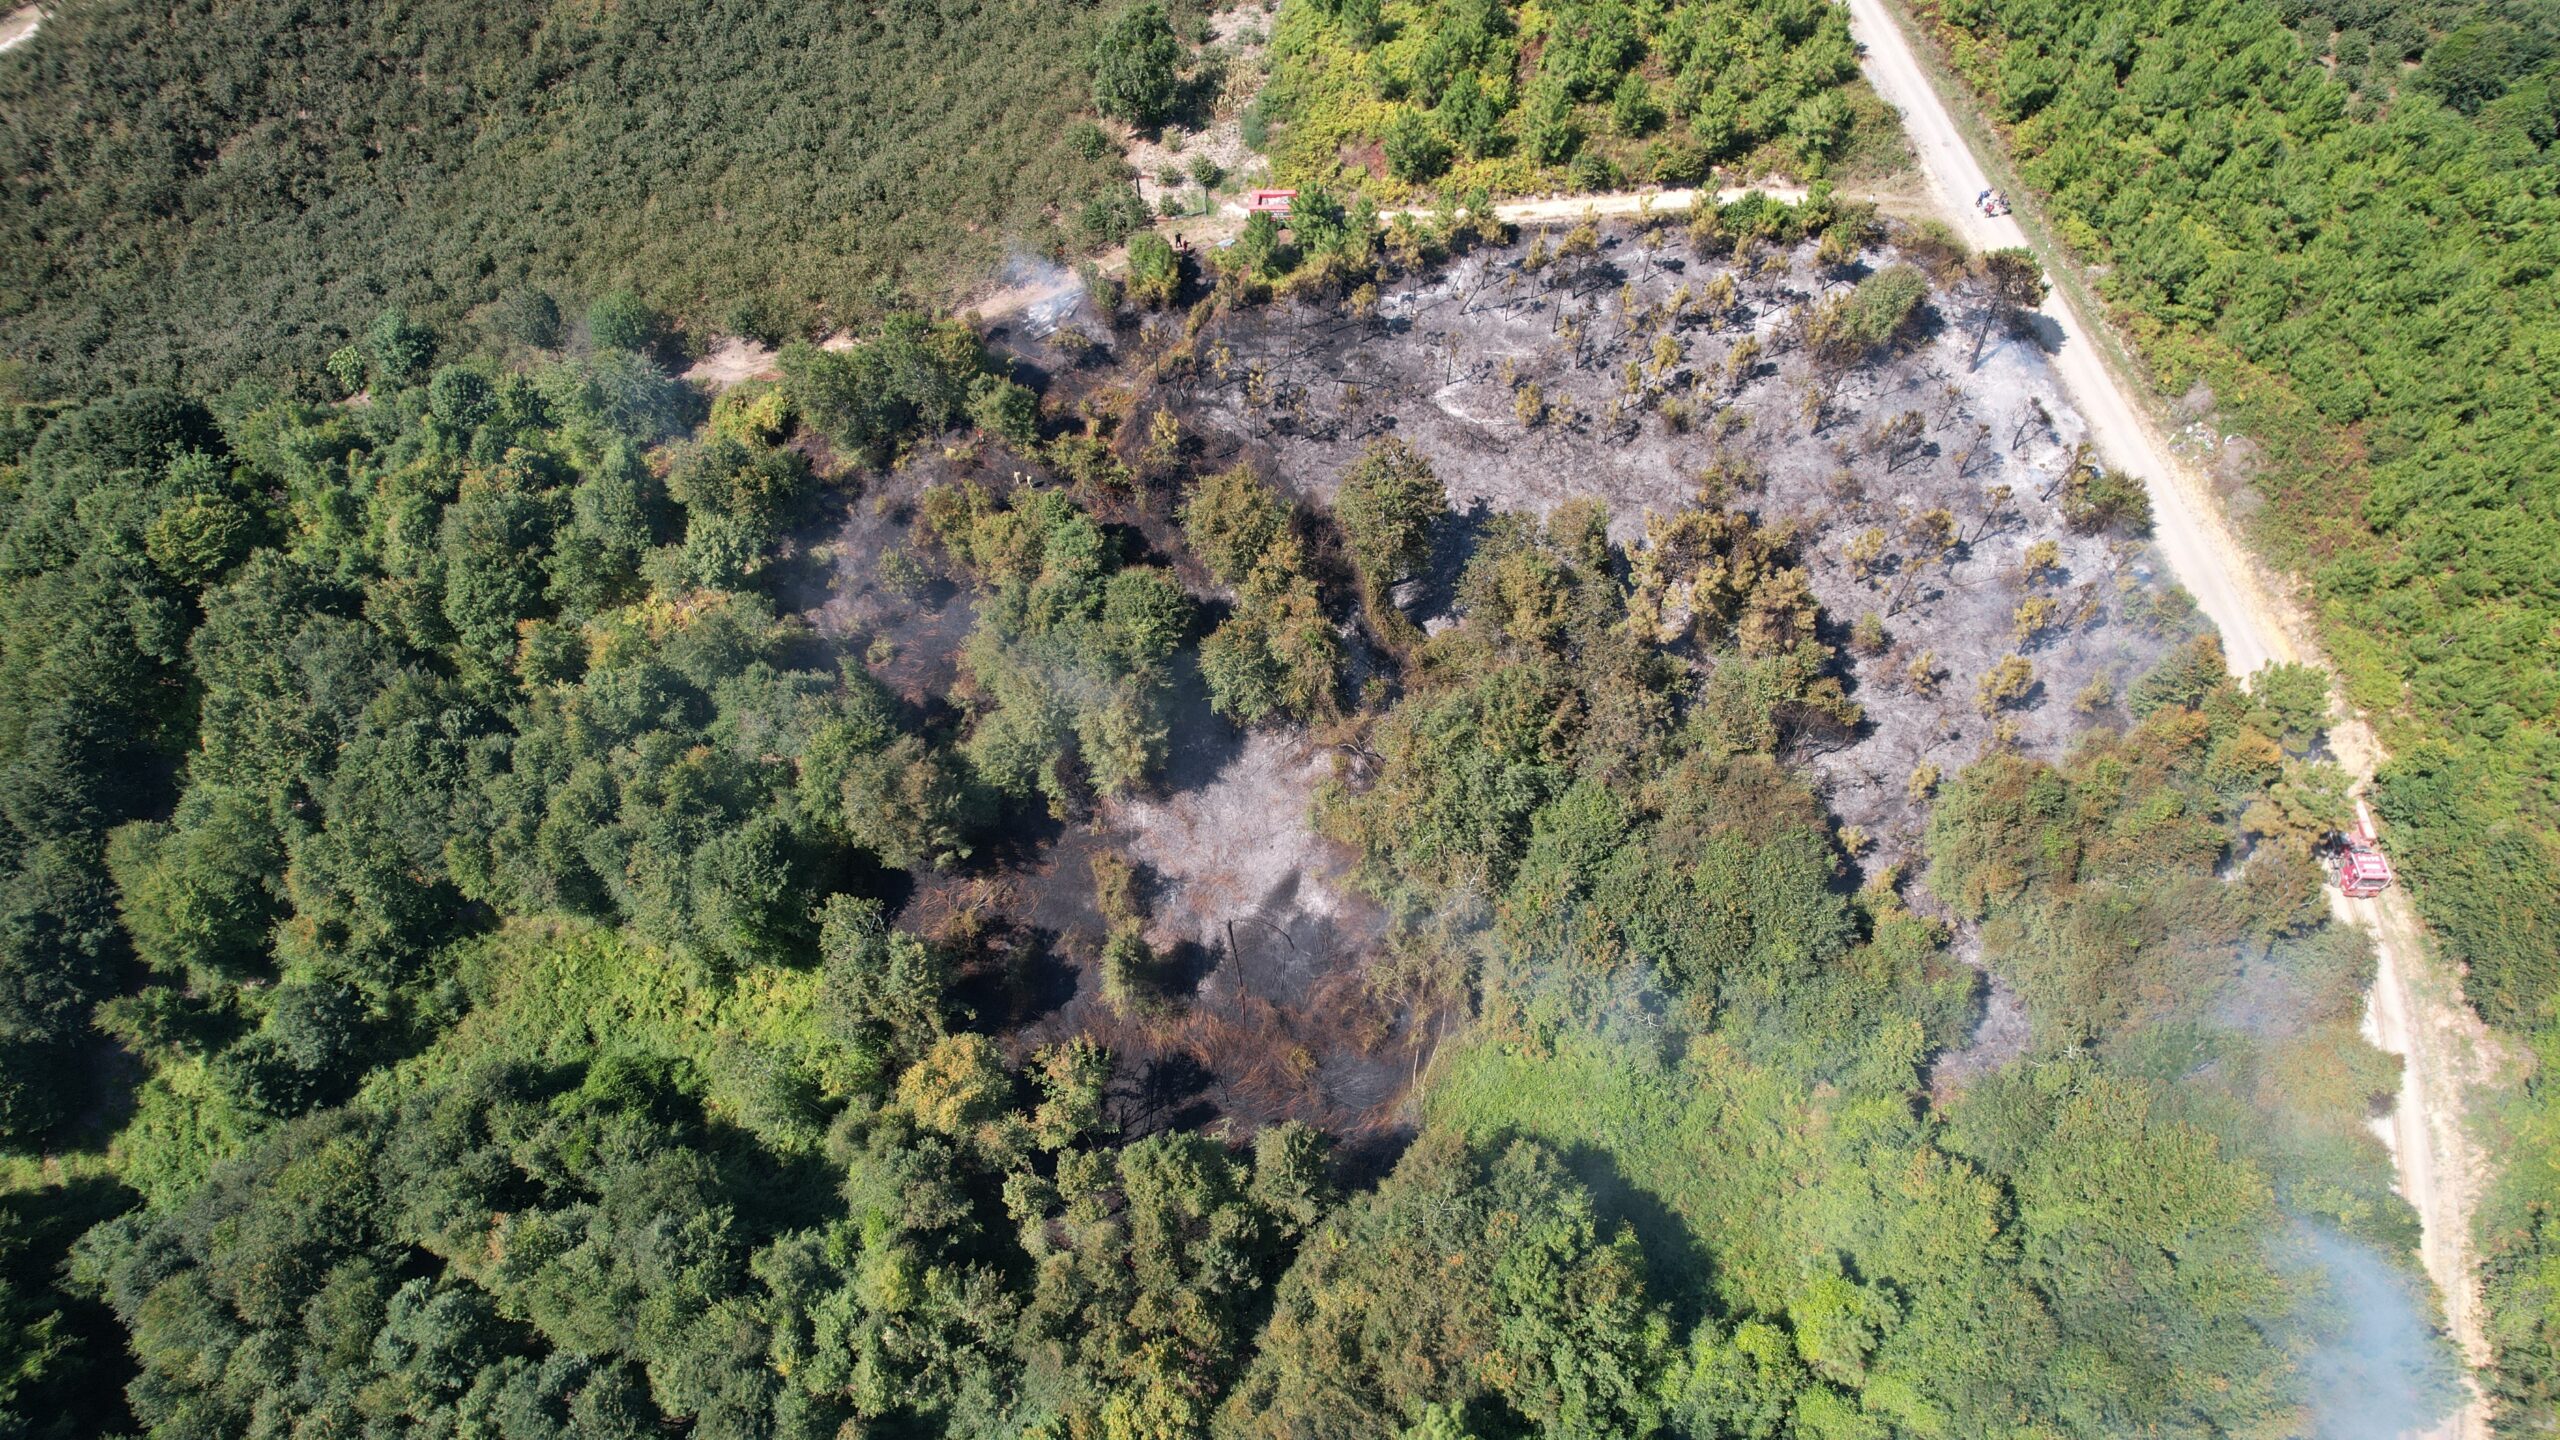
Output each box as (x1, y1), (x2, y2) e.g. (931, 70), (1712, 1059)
(0, 189), (2464, 1437)
(1909, 0), (2560, 1417)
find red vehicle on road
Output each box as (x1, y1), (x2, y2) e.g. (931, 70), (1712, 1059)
(2333, 798), (2395, 898)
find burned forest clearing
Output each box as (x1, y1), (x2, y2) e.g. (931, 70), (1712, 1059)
(0, 184), (2454, 1438)
(1169, 213), (2190, 874)
(775, 207), (2205, 1151)
(6, 0), (2549, 1427)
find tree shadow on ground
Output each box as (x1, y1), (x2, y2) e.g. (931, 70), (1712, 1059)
(1555, 1138), (1721, 1331)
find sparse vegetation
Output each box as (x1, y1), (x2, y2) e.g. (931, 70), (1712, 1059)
(1851, 610), (1889, 654)
(1976, 652), (2036, 712)
(2059, 449), (2155, 536)
(2012, 594), (2060, 644)
(1128, 233), (1187, 310)
(1843, 526), (1889, 581)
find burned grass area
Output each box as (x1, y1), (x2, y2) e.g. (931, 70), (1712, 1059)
(795, 210), (2213, 1141)
(799, 443), (1409, 1138)
(1093, 730), (1406, 1134)
(1057, 725), (1402, 1142)
(894, 729), (1406, 1142)
(1155, 216), (2203, 885)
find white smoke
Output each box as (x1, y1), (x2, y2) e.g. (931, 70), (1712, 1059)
(2282, 1223), (2465, 1438)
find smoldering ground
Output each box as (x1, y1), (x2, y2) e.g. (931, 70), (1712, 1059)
(977, 248), (1093, 342)
(801, 445), (1406, 1142)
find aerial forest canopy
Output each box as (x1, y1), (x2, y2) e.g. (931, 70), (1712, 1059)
(0, 0), (1133, 393)
(0, 178), (2464, 1437)
(4, 0), (2541, 1422)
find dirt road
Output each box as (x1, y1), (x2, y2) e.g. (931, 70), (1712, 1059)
(681, 186), (1818, 389)
(1491, 183), (1809, 221)
(1845, 0), (2495, 1430)
(0, 6), (41, 54)
(1845, 0), (2291, 675)
(1362, 181), (1808, 227)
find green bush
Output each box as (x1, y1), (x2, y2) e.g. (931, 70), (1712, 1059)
(1383, 110), (1451, 182)
(1079, 189), (1156, 247)
(494, 286), (564, 349)
(779, 313), (988, 463)
(1808, 264), (1929, 365)
(967, 373), (1042, 449)
(2060, 457), (2154, 536)
(1331, 437), (1445, 589)
(586, 290), (656, 352)
(366, 306), (436, 382)
(1126, 232), (1184, 308)
(1090, 2), (1183, 129)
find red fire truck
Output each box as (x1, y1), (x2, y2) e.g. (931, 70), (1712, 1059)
(2333, 797), (2394, 899)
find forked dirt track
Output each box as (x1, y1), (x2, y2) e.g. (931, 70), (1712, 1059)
(1845, 0), (2497, 1431)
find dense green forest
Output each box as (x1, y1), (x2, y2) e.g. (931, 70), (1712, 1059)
(1908, 0), (2560, 1420)
(1253, 0), (1904, 197)
(0, 0), (1137, 394)
(0, 184), (2467, 1437)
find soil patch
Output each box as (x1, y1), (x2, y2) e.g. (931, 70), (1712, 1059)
(0, 6), (39, 55)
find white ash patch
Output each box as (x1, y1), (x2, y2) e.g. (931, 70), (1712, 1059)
(1107, 728), (1348, 953)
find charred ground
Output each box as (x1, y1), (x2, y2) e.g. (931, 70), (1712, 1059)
(794, 207), (2198, 1140)
(1160, 214), (2196, 878)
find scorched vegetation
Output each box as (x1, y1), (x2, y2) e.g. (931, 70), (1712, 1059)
(0, 190), (2457, 1438)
